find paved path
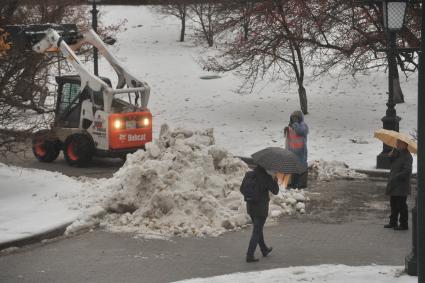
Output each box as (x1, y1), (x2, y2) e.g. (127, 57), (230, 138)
(0, 218), (412, 283)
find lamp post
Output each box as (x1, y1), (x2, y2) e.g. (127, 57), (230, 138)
(376, 0), (407, 169)
(406, 0), (425, 280)
(88, 0), (101, 76)
(416, 0), (425, 278)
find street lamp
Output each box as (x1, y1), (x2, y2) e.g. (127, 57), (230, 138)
(406, 0), (425, 280)
(88, 0), (101, 76)
(383, 1), (407, 31)
(415, 1), (425, 280)
(376, 0), (407, 169)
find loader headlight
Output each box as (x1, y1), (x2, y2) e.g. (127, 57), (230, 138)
(142, 117), (150, 127)
(113, 119), (123, 130)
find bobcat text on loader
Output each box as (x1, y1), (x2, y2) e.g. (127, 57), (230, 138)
(6, 24), (152, 166)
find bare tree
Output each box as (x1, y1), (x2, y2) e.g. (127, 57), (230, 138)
(0, 1), (82, 156)
(204, 0), (421, 114)
(205, 1), (311, 113)
(211, 0), (255, 42)
(189, 3), (220, 47)
(152, 2), (188, 42)
(275, 1), (421, 76)
(280, 1), (421, 104)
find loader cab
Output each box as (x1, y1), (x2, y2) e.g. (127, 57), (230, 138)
(55, 75), (112, 128)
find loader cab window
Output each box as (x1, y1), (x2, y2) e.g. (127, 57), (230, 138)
(59, 83), (79, 114)
(57, 82), (81, 128)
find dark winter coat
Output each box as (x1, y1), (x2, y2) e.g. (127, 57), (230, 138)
(246, 166), (279, 217)
(386, 149), (413, 196)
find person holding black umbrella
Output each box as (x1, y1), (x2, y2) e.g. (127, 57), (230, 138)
(241, 147), (305, 262)
(241, 165), (279, 262)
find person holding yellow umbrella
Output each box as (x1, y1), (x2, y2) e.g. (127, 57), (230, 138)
(374, 129), (416, 230)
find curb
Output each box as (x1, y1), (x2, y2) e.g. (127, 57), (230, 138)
(237, 156), (387, 177)
(353, 169), (391, 178)
(236, 156), (417, 180)
(0, 222), (71, 251)
(354, 168), (417, 178)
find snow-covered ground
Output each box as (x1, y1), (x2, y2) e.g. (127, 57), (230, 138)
(0, 164), (82, 244)
(96, 5), (418, 171)
(172, 265), (414, 283)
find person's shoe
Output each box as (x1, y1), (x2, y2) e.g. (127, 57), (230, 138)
(246, 255), (259, 262)
(262, 247), (273, 257)
(384, 223), (396, 228)
(394, 225), (408, 231)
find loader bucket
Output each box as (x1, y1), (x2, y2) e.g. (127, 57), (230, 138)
(3, 24), (80, 52)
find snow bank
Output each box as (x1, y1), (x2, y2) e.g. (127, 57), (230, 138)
(309, 159), (367, 181)
(172, 265), (411, 283)
(66, 124), (308, 238)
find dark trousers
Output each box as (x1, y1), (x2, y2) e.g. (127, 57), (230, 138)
(247, 216), (267, 257)
(288, 171), (308, 189)
(389, 196), (408, 227)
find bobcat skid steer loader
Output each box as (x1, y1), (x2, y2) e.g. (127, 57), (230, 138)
(6, 24), (152, 166)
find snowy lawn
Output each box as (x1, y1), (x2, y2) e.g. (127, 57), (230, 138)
(172, 265), (414, 283)
(96, 6), (418, 171)
(0, 164), (83, 245)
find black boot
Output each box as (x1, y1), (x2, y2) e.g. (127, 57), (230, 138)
(384, 223), (397, 228)
(262, 247), (273, 257)
(394, 225), (408, 231)
(246, 255), (259, 262)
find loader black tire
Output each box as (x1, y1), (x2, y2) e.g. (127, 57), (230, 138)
(32, 131), (61, 163)
(63, 133), (94, 167)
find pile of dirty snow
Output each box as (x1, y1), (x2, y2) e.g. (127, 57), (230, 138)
(66, 124), (308, 238)
(309, 160), (367, 181)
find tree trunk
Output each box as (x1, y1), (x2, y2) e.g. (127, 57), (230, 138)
(207, 34), (214, 47)
(38, 88), (48, 107)
(180, 7), (186, 42)
(180, 16), (186, 42)
(243, 22), (249, 41)
(298, 86), (308, 115)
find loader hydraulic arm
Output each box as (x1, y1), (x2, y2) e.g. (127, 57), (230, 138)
(12, 24), (150, 112)
(33, 28), (109, 99)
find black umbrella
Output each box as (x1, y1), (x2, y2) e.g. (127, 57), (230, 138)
(251, 147), (306, 174)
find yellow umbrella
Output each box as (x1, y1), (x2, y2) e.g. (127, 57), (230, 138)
(374, 129), (417, 154)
